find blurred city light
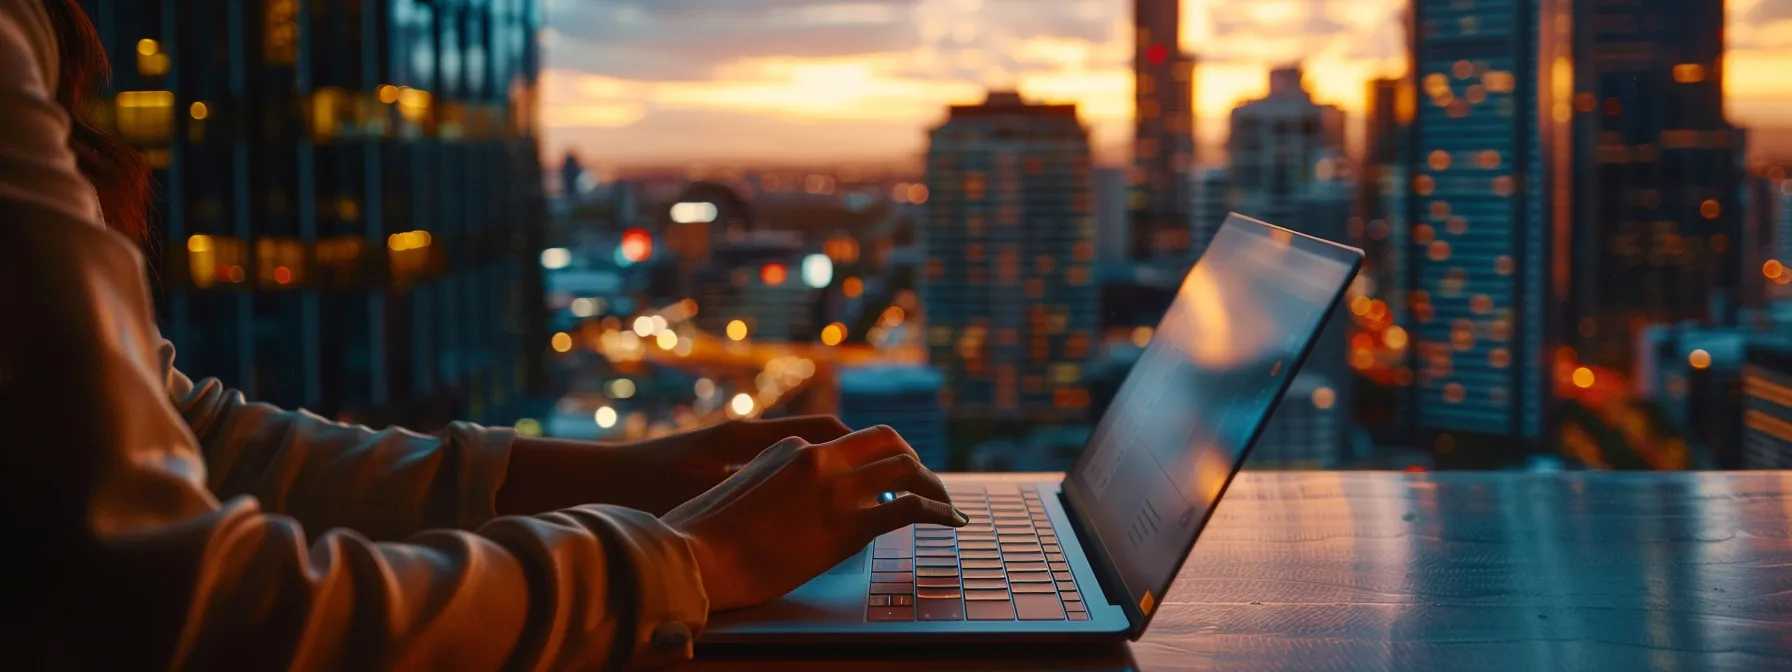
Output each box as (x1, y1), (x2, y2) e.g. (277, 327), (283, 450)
(595, 406), (618, 429)
(621, 228), (653, 263)
(1312, 386), (1337, 409)
(550, 332), (572, 353)
(540, 247), (571, 270)
(694, 378), (716, 399)
(729, 393), (756, 417)
(726, 320), (749, 341)
(761, 263), (788, 286)
(655, 330), (678, 350)
(513, 418), (542, 437)
(669, 201), (718, 224)
(801, 254), (834, 289)
(632, 316), (655, 338)
(1573, 367), (1596, 389)
(1689, 349), (1712, 370)
(650, 315), (669, 332)
(820, 323), (847, 346)
(1131, 326), (1154, 348)
(569, 298), (600, 318)
(842, 276), (863, 298)
(608, 379), (636, 399)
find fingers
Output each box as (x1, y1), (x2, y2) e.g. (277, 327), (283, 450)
(817, 425), (917, 467)
(848, 453), (952, 507)
(858, 493), (963, 538)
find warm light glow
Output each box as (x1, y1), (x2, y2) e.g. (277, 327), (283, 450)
(907, 184), (929, 204)
(570, 298), (599, 317)
(881, 305), (906, 326)
(1673, 63), (1707, 84)
(842, 276), (864, 298)
(541, 247), (572, 269)
(387, 230), (432, 252)
(726, 319), (749, 341)
(514, 418), (543, 437)
(1572, 367), (1596, 389)
(551, 332), (573, 353)
(595, 406), (618, 429)
(609, 378), (637, 399)
(820, 322), (847, 346)
(189, 102), (209, 120)
(138, 38), (160, 56)
(1764, 259), (1784, 280)
(1131, 326), (1153, 348)
(730, 393), (756, 416)
(621, 228), (653, 263)
(633, 316), (656, 338)
(1385, 325), (1409, 350)
(1689, 349), (1712, 370)
(760, 263), (788, 286)
(1350, 295), (1371, 316)
(1311, 386), (1336, 410)
(188, 234), (214, 253)
(273, 266), (293, 285)
(377, 84), (400, 104)
(694, 378), (716, 399)
(397, 87), (432, 123)
(669, 201), (719, 224)
(656, 330), (678, 350)
(1700, 199), (1721, 219)
(801, 253), (834, 288)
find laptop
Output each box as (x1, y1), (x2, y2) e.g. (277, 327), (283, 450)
(703, 214), (1364, 644)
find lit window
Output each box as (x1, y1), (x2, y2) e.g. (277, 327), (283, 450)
(1446, 216), (1468, 235)
(1443, 383), (1466, 403)
(1700, 199), (1721, 219)
(964, 173), (986, 200)
(1414, 175), (1435, 196)
(255, 237), (306, 288)
(1477, 150), (1500, 169)
(310, 87), (350, 141)
(1492, 176), (1514, 196)
(1452, 60), (1475, 79)
(1428, 150), (1451, 171)
(1673, 63), (1706, 84)
(136, 39), (169, 77)
(1495, 255), (1515, 275)
(1413, 224), (1436, 245)
(263, 0), (298, 65)
(1429, 241), (1451, 261)
(1430, 201), (1452, 219)
(115, 90), (175, 144)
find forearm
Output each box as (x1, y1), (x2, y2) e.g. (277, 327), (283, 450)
(497, 437), (632, 516)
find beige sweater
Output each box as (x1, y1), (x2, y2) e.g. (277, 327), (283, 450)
(0, 2), (705, 669)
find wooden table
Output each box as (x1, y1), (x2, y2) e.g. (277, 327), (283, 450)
(686, 471), (1792, 672)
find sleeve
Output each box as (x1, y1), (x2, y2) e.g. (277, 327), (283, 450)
(0, 11), (708, 671)
(164, 354), (518, 540)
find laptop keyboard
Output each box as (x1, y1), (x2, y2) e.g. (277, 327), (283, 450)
(865, 483), (1090, 622)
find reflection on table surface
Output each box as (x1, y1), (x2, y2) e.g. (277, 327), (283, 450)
(681, 471), (1792, 672)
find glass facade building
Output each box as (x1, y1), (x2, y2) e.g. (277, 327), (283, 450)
(922, 92), (1099, 423)
(80, 0), (547, 427)
(1129, 0), (1194, 262)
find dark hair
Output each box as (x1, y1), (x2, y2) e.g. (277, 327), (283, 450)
(38, 0), (153, 243)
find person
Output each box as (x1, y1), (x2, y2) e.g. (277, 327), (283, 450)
(0, 1), (965, 669)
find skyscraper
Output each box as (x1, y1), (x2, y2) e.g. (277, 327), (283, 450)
(1405, 0), (1569, 460)
(1226, 67), (1346, 230)
(1188, 167), (1230, 257)
(922, 92), (1099, 422)
(1564, 0), (1743, 369)
(1129, 0), (1195, 262)
(84, 0), (547, 427)
(838, 365), (949, 469)
(1092, 167), (1130, 264)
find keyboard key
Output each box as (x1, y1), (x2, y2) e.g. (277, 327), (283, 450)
(1014, 593), (1066, 620)
(963, 569), (1005, 580)
(916, 538), (956, 547)
(965, 589), (1010, 601)
(915, 529), (956, 540)
(918, 577), (960, 588)
(1006, 562), (1047, 572)
(892, 594), (914, 606)
(964, 578), (1008, 590)
(916, 567), (958, 577)
(1008, 571), (1052, 583)
(1068, 611), (1089, 621)
(1005, 552), (1045, 562)
(960, 541), (998, 551)
(870, 582), (914, 594)
(966, 599), (1016, 620)
(1061, 589), (1080, 601)
(961, 550), (1000, 560)
(872, 572), (912, 583)
(868, 606), (914, 621)
(1048, 562), (1069, 572)
(917, 557), (959, 567)
(916, 523), (954, 529)
(1011, 582), (1055, 594)
(917, 549), (957, 558)
(958, 533), (997, 542)
(873, 549), (910, 559)
(962, 559), (1002, 570)
(1039, 535), (1057, 543)
(1042, 544), (1061, 553)
(1064, 600), (1085, 612)
(1045, 553), (1064, 562)
(868, 595), (891, 606)
(1052, 571), (1073, 581)
(875, 529), (912, 549)
(1001, 543), (1042, 553)
(873, 559), (912, 572)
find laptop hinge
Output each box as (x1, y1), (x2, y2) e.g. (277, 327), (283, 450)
(1058, 487), (1140, 629)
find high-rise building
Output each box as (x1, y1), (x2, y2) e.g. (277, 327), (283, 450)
(1226, 67), (1346, 230)
(838, 365), (949, 469)
(1129, 0), (1195, 262)
(921, 91), (1099, 422)
(1358, 77), (1412, 304)
(1742, 339), (1792, 469)
(1189, 167), (1230, 258)
(1404, 0), (1570, 460)
(1093, 167), (1130, 264)
(84, 0), (547, 427)
(1250, 372), (1346, 469)
(1563, 0), (1743, 369)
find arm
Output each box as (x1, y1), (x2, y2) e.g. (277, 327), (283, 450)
(165, 357), (517, 540)
(0, 12), (704, 670)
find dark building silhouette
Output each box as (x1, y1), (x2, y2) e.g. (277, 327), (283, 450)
(1129, 0), (1195, 262)
(82, 0), (547, 427)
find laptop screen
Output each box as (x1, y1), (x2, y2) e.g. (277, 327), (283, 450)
(1062, 214), (1361, 633)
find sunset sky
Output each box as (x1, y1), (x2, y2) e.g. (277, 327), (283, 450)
(539, 0), (1792, 169)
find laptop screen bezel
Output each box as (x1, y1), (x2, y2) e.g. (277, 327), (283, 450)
(1057, 213), (1365, 640)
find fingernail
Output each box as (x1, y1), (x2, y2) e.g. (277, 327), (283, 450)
(950, 506), (970, 527)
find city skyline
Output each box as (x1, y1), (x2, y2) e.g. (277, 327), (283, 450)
(539, 0), (1792, 168)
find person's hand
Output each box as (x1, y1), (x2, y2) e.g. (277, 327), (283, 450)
(495, 416), (858, 517)
(663, 425), (969, 611)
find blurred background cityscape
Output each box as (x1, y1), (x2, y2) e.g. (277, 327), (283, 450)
(83, 0), (1792, 472)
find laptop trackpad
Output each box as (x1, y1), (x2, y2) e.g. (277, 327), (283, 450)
(825, 545), (868, 575)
